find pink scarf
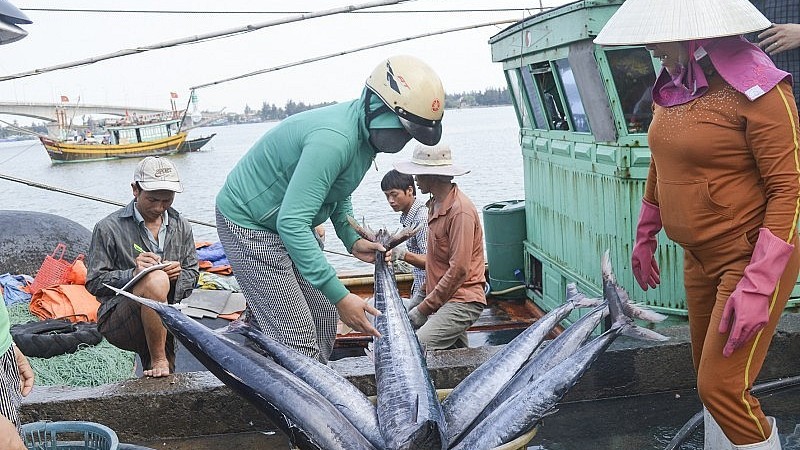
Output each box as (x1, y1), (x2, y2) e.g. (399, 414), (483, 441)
(652, 35), (791, 107)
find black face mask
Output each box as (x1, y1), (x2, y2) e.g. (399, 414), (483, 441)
(369, 128), (412, 153)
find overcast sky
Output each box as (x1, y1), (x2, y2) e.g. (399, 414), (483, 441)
(1, 0), (573, 119)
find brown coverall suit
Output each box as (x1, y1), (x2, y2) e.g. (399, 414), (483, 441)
(646, 75), (800, 444)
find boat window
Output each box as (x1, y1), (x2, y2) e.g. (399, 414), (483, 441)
(531, 62), (569, 131)
(554, 59), (591, 133)
(505, 68), (534, 129)
(605, 47), (657, 134)
(140, 124), (169, 142)
(117, 128), (137, 145)
(519, 67), (548, 130)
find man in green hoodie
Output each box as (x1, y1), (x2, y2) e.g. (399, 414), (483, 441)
(216, 55), (445, 363)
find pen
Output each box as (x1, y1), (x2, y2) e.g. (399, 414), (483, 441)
(133, 243), (145, 254)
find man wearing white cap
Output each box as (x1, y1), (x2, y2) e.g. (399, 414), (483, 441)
(394, 145), (486, 351)
(86, 156), (199, 378)
(596, 1), (800, 448)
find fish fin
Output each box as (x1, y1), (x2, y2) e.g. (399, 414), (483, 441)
(613, 280), (668, 323)
(601, 250), (669, 325)
(621, 300), (669, 323)
(217, 317), (247, 335)
(385, 225), (422, 250)
(347, 215), (376, 242)
(420, 341), (430, 356)
(542, 407), (559, 419)
(565, 282), (602, 308)
(601, 251), (632, 329)
(364, 342), (375, 362)
(621, 324), (669, 341)
(601, 249), (617, 284)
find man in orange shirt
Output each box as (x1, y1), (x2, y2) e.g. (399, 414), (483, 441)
(394, 145), (486, 350)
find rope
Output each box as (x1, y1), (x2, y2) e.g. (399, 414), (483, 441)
(0, 172), (216, 228)
(192, 19), (517, 90)
(0, 172), (359, 258)
(0, 119), (43, 137)
(0, 0), (412, 82)
(22, 7), (547, 15)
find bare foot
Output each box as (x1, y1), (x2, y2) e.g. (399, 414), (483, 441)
(143, 358), (171, 378)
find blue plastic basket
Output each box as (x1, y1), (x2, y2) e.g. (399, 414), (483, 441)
(21, 421), (119, 450)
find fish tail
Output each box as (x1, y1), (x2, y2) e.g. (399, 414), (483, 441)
(222, 318), (247, 334)
(565, 282), (602, 308)
(620, 295), (668, 323)
(600, 249), (617, 284)
(347, 215), (376, 242)
(601, 251), (668, 341)
(386, 225), (423, 250)
(621, 324), (669, 341)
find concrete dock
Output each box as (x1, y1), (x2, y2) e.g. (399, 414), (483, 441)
(19, 313), (800, 443)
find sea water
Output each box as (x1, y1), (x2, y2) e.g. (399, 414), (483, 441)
(0, 105), (523, 273)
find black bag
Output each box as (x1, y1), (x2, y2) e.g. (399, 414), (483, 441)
(11, 317), (102, 358)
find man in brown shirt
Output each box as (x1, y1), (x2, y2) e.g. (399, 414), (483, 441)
(394, 145), (486, 350)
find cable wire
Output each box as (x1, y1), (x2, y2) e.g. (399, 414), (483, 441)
(22, 7), (544, 14)
(0, 0), (413, 82)
(191, 19), (517, 90)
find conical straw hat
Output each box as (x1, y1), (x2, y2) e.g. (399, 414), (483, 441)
(594, 0), (771, 46)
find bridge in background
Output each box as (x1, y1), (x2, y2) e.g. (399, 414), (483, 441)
(0, 102), (168, 123)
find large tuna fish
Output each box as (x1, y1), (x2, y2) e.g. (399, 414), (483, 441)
(441, 283), (601, 443)
(350, 218), (447, 450)
(106, 286), (377, 450)
(225, 320), (385, 450)
(458, 295), (608, 442)
(452, 251), (668, 450)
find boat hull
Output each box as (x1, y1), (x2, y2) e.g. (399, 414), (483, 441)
(177, 133), (215, 153)
(334, 271), (546, 350)
(39, 133), (187, 163)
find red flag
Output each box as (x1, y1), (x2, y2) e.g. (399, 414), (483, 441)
(170, 92), (178, 99)
(60, 95), (69, 102)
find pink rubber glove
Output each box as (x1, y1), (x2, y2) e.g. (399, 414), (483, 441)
(631, 200), (662, 290)
(720, 228), (794, 357)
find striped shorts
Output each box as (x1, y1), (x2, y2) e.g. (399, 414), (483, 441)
(0, 345), (22, 433)
(98, 300), (176, 373)
(216, 208), (338, 363)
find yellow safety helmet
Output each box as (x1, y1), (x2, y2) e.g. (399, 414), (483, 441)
(365, 55), (445, 146)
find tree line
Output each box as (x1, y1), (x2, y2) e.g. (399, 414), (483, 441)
(251, 87), (511, 122)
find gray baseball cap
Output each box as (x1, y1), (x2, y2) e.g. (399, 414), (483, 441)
(133, 157), (183, 192)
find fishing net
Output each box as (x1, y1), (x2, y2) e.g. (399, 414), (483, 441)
(7, 303), (136, 387)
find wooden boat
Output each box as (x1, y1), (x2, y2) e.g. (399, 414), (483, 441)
(177, 133), (216, 153)
(334, 270), (549, 350)
(39, 113), (186, 163)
